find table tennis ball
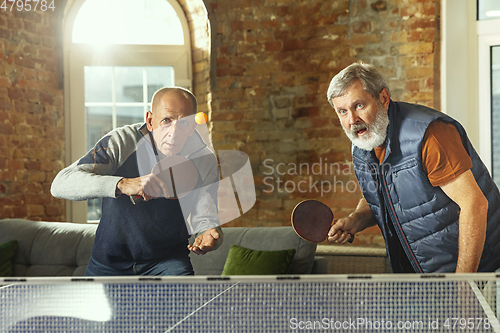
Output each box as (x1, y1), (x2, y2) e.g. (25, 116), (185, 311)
(195, 112), (207, 125)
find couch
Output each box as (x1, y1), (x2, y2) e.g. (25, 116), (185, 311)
(0, 219), (327, 276)
(189, 226), (326, 275)
(0, 219), (97, 276)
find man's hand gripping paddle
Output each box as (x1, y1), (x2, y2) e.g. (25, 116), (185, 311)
(130, 130), (199, 204)
(130, 155), (198, 204)
(291, 200), (354, 243)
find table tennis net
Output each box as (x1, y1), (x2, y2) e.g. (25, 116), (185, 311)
(1, 274), (499, 333)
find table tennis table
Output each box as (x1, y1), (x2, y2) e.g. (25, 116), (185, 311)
(1, 274), (499, 332)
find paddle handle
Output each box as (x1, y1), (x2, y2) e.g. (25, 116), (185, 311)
(130, 195), (143, 205)
(330, 220), (355, 243)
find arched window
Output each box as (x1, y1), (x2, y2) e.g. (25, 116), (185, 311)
(72, 0), (184, 45)
(63, 0), (192, 222)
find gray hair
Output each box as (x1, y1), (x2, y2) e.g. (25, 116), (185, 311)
(326, 62), (390, 108)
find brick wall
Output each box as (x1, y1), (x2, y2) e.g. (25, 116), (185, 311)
(205, 0), (440, 246)
(0, 0), (440, 247)
(0, 7), (65, 221)
(178, 0), (212, 115)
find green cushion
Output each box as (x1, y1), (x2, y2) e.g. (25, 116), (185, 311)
(0, 240), (18, 277)
(221, 244), (296, 276)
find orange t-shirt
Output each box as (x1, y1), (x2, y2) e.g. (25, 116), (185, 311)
(373, 120), (472, 187)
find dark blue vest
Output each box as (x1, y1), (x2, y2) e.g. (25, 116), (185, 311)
(353, 101), (500, 273)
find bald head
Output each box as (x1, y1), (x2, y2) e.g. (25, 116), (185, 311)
(151, 87), (197, 115)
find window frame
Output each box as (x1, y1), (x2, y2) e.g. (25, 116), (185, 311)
(63, 0), (192, 222)
(441, 0), (478, 146)
(477, 19), (500, 175)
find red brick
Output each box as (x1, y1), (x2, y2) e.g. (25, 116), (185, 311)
(217, 77), (236, 89)
(273, 30), (292, 41)
(22, 68), (37, 80)
(283, 17), (300, 27)
(234, 122), (253, 131)
(45, 205), (62, 216)
(23, 20), (38, 34)
(216, 56), (231, 67)
(7, 159), (23, 170)
(262, 20), (280, 29)
(240, 76), (262, 88)
(237, 43), (264, 54)
(406, 67), (434, 79)
(245, 34), (272, 44)
(0, 28), (11, 39)
(0, 122), (13, 136)
(306, 38), (340, 49)
(217, 100), (234, 110)
(245, 62), (279, 75)
(275, 6), (290, 17)
(312, 14), (339, 26)
(265, 41), (282, 52)
(423, 3), (436, 16)
(19, 32), (40, 45)
(39, 48), (54, 59)
(351, 33), (381, 45)
(282, 60), (316, 72)
(8, 88), (24, 100)
(352, 21), (371, 33)
(425, 77), (434, 89)
(0, 183), (6, 194)
(282, 40), (308, 52)
(23, 193), (51, 205)
(27, 204), (44, 217)
(12, 206), (27, 218)
(25, 160), (40, 171)
(407, 31), (421, 42)
(294, 107), (320, 118)
(243, 21), (260, 30)
(232, 55), (255, 66)
(212, 112), (243, 121)
(16, 55), (37, 69)
(0, 77), (10, 88)
(408, 17), (435, 30)
(230, 20), (244, 31)
(304, 128), (342, 139)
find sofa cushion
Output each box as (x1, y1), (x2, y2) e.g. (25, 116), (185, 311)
(221, 244), (296, 275)
(0, 239), (18, 277)
(0, 219), (97, 276)
(189, 226), (317, 275)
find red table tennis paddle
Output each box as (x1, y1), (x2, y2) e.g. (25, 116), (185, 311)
(291, 199), (354, 243)
(130, 155), (198, 204)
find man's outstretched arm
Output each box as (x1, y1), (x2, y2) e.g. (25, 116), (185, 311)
(440, 169), (488, 273)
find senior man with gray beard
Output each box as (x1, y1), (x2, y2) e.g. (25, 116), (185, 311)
(326, 62), (500, 273)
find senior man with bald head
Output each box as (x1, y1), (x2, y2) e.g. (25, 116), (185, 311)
(51, 87), (222, 276)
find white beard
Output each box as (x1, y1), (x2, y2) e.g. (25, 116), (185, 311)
(342, 106), (390, 151)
